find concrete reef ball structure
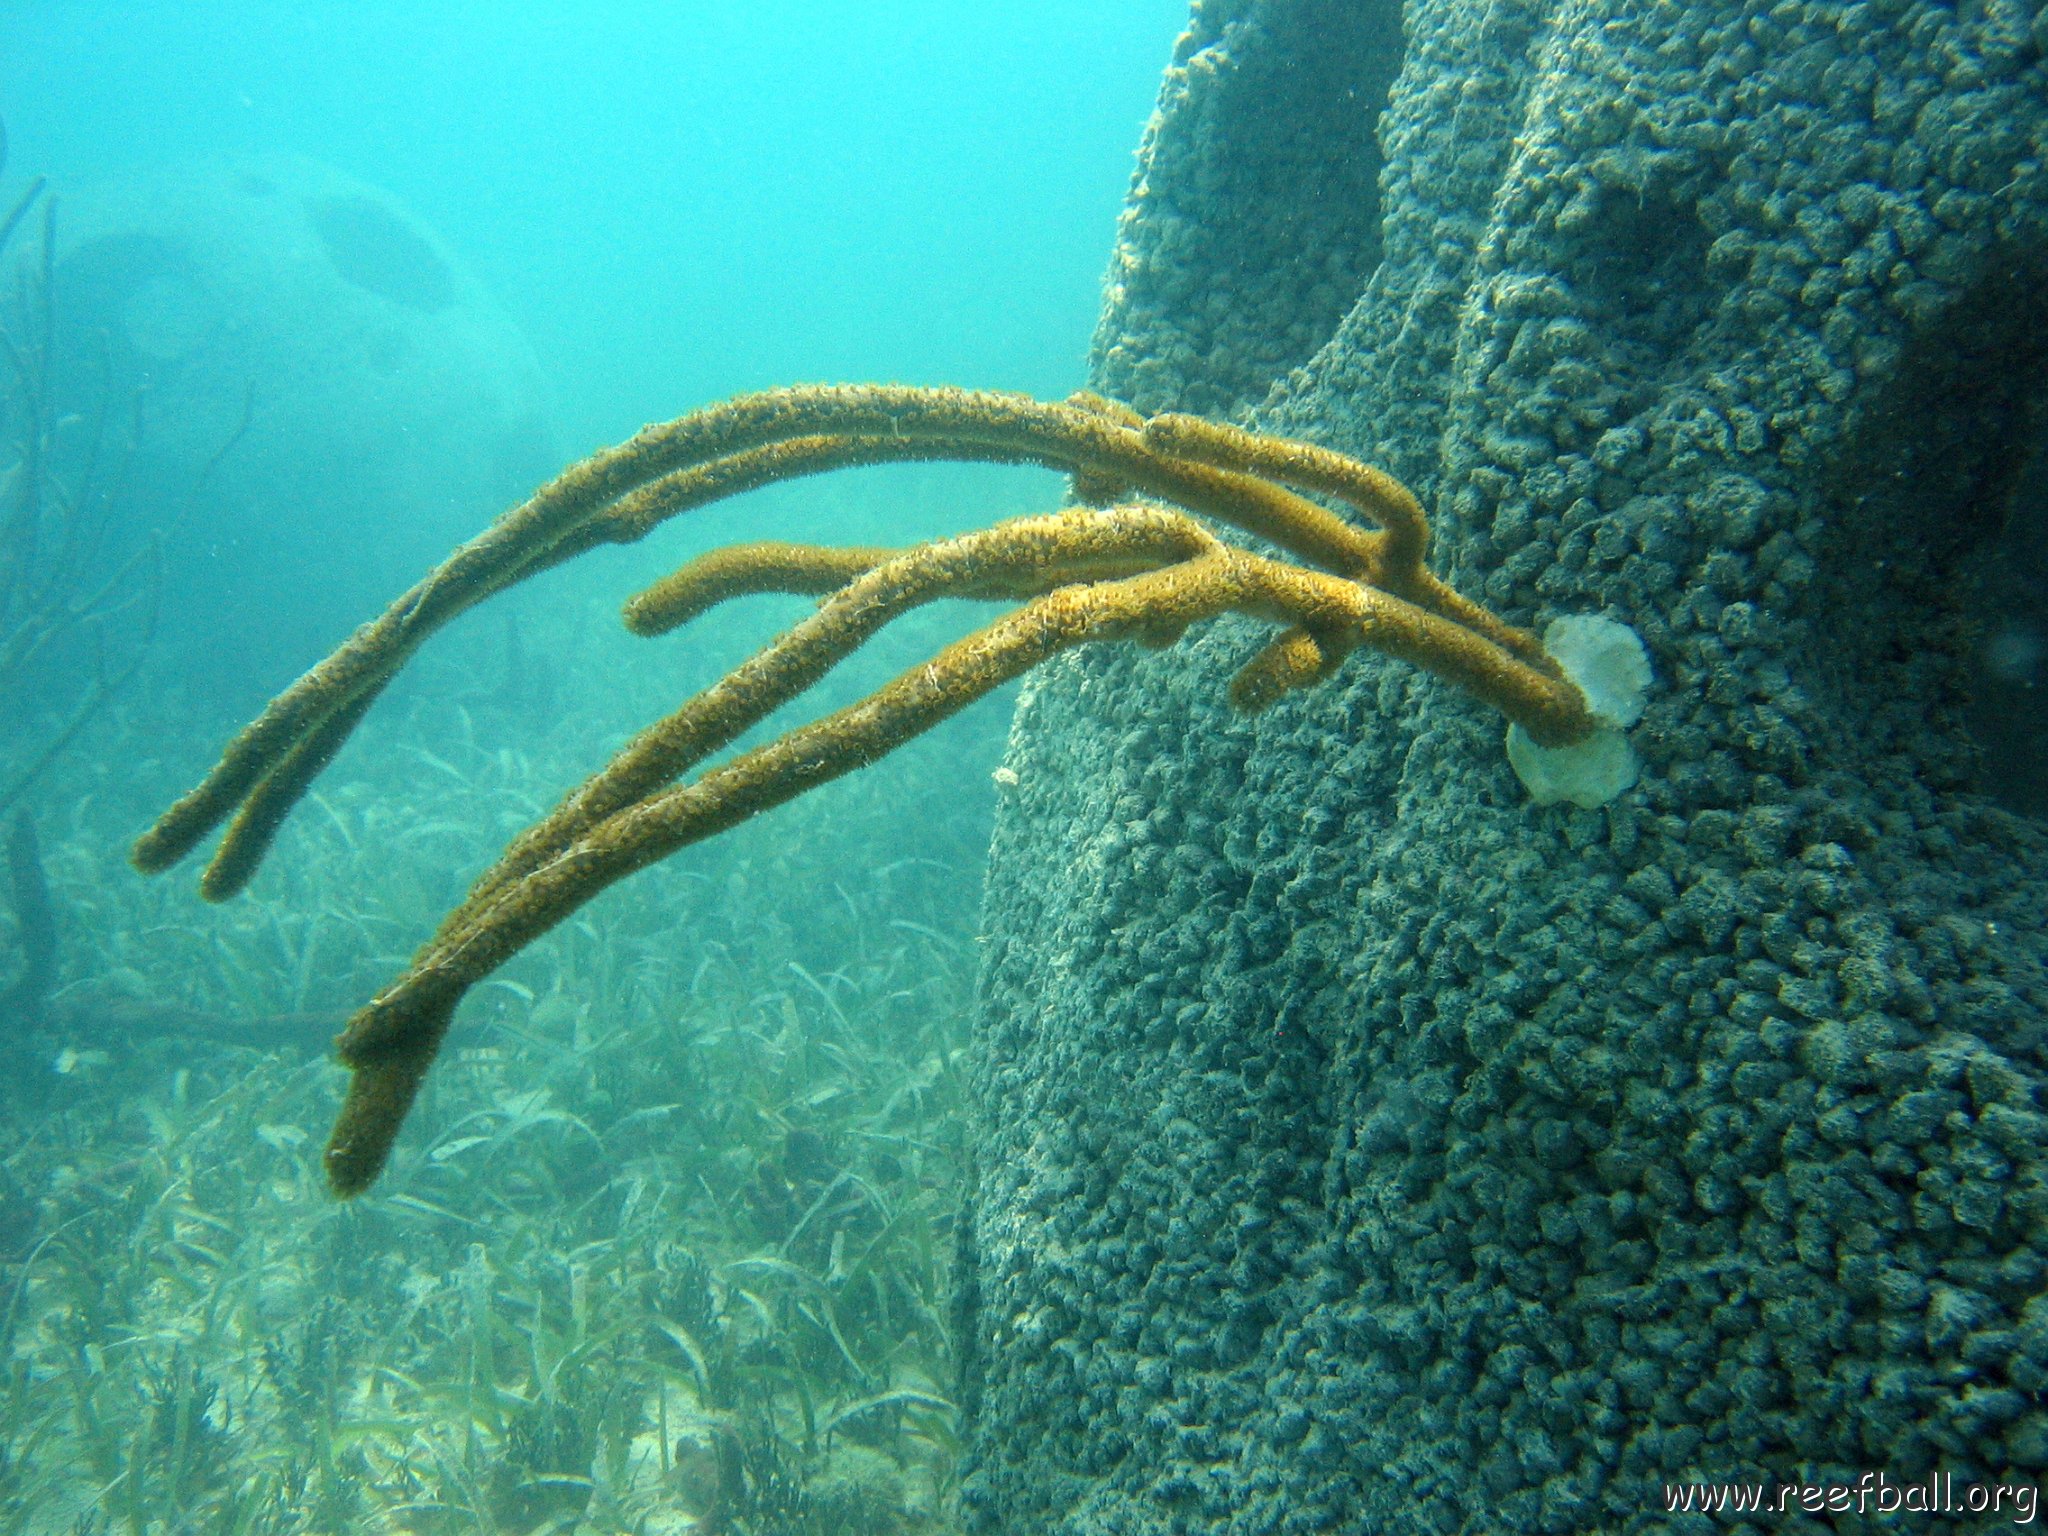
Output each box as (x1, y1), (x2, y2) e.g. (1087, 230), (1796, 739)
(957, 0), (2048, 1532)
(37, 154), (552, 683)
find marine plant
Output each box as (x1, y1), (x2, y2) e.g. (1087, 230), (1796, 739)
(1, 709), (972, 1533)
(132, 383), (1615, 1195)
(0, 179), (166, 819)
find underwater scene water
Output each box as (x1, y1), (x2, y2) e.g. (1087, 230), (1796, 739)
(9, 2), (2048, 1534)
(0, 4), (1186, 1530)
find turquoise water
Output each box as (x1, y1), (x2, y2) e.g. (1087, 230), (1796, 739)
(0, 7), (1189, 1530)
(5, 2), (1191, 704)
(10, 2), (1185, 439)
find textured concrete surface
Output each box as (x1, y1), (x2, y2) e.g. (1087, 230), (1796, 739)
(961, 0), (2048, 1530)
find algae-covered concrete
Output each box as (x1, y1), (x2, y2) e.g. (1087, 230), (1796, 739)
(962, 0), (2048, 1530)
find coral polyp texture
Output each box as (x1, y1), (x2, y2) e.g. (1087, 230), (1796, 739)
(133, 383), (1598, 1196)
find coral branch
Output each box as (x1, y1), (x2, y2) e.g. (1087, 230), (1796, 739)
(130, 383), (1596, 1194)
(1144, 412), (1432, 580)
(623, 541), (901, 635)
(133, 385), (1455, 884)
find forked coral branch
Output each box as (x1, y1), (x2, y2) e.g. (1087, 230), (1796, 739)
(131, 384), (1599, 1194)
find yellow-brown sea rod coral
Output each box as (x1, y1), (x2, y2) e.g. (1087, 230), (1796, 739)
(132, 384), (1601, 1195)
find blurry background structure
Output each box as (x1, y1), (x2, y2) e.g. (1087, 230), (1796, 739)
(32, 153), (554, 692)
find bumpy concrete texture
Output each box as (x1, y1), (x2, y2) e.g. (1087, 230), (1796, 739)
(962, 0), (2048, 1531)
(1090, 0), (1405, 421)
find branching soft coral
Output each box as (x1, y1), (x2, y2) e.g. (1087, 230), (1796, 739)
(132, 383), (1598, 1194)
